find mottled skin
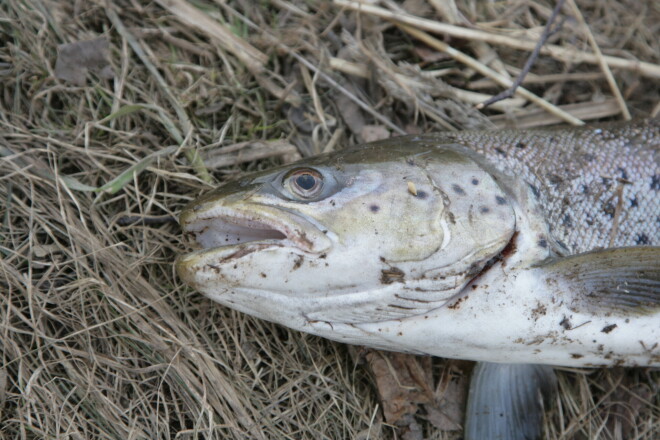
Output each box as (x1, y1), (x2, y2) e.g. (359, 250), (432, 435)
(426, 118), (659, 251)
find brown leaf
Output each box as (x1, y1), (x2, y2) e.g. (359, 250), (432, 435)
(55, 37), (113, 86)
(360, 125), (390, 143)
(424, 360), (470, 431)
(365, 351), (433, 426)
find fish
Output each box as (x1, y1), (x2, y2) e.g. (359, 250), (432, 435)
(177, 118), (659, 439)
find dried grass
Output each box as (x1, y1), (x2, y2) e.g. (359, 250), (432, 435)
(1, 0), (658, 439)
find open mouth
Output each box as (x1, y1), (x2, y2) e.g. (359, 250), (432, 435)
(185, 214), (288, 249)
(179, 204), (331, 260)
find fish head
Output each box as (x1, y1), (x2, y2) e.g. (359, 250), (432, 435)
(177, 139), (516, 330)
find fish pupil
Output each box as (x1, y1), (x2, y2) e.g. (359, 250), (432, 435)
(296, 174), (316, 191)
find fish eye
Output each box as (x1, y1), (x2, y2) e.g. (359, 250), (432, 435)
(284, 168), (324, 199)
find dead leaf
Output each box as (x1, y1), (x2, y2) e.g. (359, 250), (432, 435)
(425, 360), (469, 431)
(55, 37), (114, 86)
(336, 90), (367, 140)
(360, 124), (390, 142)
(365, 351), (433, 425)
(412, 46), (449, 63)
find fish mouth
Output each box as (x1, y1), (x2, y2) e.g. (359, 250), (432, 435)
(176, 202), (331, 276)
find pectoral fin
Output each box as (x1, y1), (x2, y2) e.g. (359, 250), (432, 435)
(465, 362), (556, 440)
(538, 247), (660, 315)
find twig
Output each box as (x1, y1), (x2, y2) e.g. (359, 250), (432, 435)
(469, 71), (605, 89)
(333, 0), (660, 79)
(488, 98), (620, 129)
(116, 215), (177, 227)
(477, 0), (566, 109)
(397, 24), (585, 126)
(566, 0), (631, 120)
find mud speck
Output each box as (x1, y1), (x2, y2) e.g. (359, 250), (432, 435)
(601, 324), (617, 334)
(381, 267), (405, 284)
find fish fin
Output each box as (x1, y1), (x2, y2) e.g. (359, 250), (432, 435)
(465, 362), (556, 440)
(539, 247), (660, 315)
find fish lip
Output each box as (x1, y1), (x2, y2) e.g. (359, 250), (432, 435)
(178, 202), (331, 263)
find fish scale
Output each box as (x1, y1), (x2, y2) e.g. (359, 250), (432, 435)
(434, 118), (659, 251)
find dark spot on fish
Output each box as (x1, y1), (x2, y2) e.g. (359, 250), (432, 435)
(495, 147), (507, 157)
(602, 201), (615, 218)
(381, 267), (405, 284)
(416, 190), (428, 199)
(515, 142), (526, 149)
(635, 234), (649, 245)
(370, 204), (380, 213)
(629, 197), (639, 208)
(293, 255), (304, 270)
(528, 184), (540, 199)
(560, 316), (572, 330)
(451, 184), (465, 195)
(330, 199), (336, 206)
(319, 253), (327, 259)
(601, 324), (617, 334)
(601, 177), (612, 190)
(571, 354), (584, 359)
(537, 238), (548, 248)
(260, 273), (267, 278)
(582, 153), (596, 162)
(651, 175), (660, 190)
(447, 296), (467, 310)
(581, 184), (590, 195)
(531, 303), (547, 321)
(479, 206), (490, 214)
(617, 167), (628, 180)
(471, 178), (479, 185)
(562, 214), (573, 228)
(495, 196), (507, 205)
(548, 174), (563, 186)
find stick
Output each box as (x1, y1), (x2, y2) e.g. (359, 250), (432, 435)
(477, 0), (566, 109)
(566, 0), (631, 120)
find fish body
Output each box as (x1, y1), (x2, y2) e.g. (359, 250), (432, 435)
(177, 119), (660, 367)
